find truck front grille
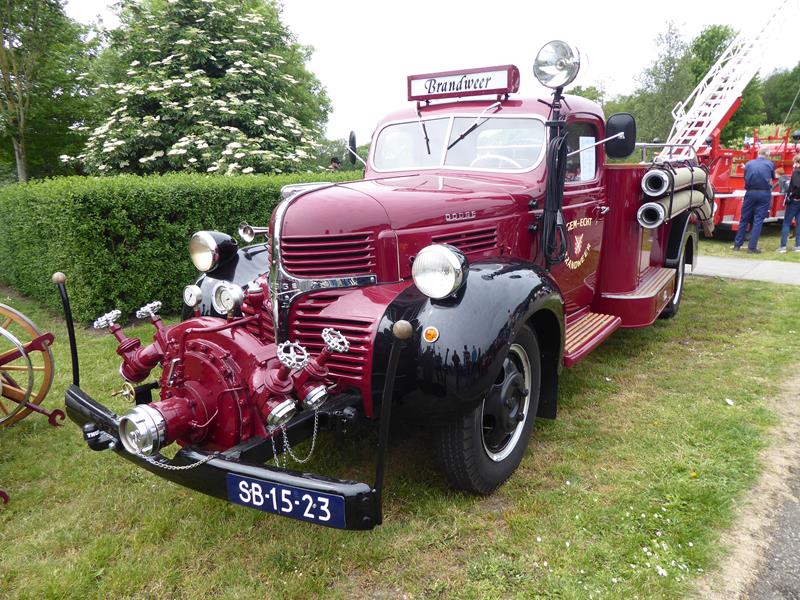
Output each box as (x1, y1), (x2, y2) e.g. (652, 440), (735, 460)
(280, 233), (376, 278)
(290, 291), (372, 382)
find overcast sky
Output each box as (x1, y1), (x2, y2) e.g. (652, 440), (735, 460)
(65, 0), (800, 143)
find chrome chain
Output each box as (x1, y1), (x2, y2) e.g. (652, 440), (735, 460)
(134, 449), (218, 470)
(279, 409), (320, 465)
(270, 431), (282, 468)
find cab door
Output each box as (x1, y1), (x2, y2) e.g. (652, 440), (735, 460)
(549, 117), (608, 313)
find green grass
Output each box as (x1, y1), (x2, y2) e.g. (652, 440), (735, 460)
(700, 223), (800, 261)
(1, 277), (799, 599)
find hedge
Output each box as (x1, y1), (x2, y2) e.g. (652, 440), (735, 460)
(0, 171), (361, 323)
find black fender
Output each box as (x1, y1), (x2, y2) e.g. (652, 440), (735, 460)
(371, 258), (564, 419)
(181, 243), (269, 320)
(664, 212), (698, 271)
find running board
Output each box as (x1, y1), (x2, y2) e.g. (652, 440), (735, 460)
(594, 266), (676, 328)
(563, 311), (621, 368)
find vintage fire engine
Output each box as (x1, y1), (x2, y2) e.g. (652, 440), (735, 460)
(60, 41), (713, 530)
(701, 127), (799, 231)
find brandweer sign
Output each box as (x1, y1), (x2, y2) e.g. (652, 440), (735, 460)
(408, 65), (520, 101)
(419, 72), (504, 96)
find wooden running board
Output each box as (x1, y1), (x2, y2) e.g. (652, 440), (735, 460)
(563, 311), (621, 368)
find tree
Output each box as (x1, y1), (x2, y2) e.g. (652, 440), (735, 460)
(75, 0), (331, 175)
(762, 64), (800, 128)
(0, 0), (89, 182)
(568, 85), (605, 105)
(627, 22), (695, 143)
(603, 23), (767, 147)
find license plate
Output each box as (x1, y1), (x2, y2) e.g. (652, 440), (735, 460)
(225, 473), (346, 528)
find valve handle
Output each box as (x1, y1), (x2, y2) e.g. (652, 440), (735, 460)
(111, 381), (136, 403)
(276, 341), (309, 370)
(93, 309), (121, 330)
(135, 301), (162, 320)
(321, 328), (350, 353)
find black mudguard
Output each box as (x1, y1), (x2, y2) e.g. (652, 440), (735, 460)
(182, 243), (269, 320)
(664, 212), (698, 270)
(372, 258), (564, 419)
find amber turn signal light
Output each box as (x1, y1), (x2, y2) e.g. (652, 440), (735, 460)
(422, 326), (439, 343)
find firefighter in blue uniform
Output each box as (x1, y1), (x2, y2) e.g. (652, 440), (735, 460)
(733, 147), (776, 253)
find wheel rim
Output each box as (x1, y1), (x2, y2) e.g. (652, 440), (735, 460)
(0, 304), (55, 427)
(481, 343), (531, 462)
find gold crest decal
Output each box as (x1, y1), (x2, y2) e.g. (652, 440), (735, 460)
(564, 218), (593, 270)
(573, 234), (584, 256)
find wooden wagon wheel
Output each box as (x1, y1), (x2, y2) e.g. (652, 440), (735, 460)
(0, 303), (55, 427)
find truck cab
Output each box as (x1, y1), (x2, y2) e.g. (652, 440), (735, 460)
(63, 41), (710, 530)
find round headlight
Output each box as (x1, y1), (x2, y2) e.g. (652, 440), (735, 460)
(189, 230), (238, 273)
(533, 40), (581, 88)
(183, 284), (203, 308)
(412, 244), (467, 300)
(118, 405), (166, 456)
(211, 282), (244, 314)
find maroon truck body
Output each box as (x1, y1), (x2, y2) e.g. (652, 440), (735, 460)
(62, 58), (700, 530)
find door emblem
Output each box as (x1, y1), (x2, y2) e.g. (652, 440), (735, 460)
(564, 219), (593, 270)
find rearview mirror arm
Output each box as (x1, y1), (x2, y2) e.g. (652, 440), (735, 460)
(566, 131), (625, 157)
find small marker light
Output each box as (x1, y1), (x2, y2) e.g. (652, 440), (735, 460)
(423, 326), (440, 343)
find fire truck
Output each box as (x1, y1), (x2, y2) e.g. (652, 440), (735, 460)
(59, 41), (713, 530)
(660, 0), (797, 232)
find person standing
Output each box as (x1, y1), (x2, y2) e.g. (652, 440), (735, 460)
(733, 147), (776, 253)
(778, 154), (800, 253)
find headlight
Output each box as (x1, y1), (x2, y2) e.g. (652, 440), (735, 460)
(189, 231), (238, 273)
(118, 405), (166, 456)
(211, 281), (244, 314)
(412, 244), (467, 299)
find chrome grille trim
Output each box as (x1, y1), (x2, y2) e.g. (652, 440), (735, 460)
(269, 185), (378, 342)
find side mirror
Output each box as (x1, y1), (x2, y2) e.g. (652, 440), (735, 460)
(605, 113), (636, 158)
(347, 131), (357, 165)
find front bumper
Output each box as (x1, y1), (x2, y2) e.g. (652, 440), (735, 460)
(65, 384), (380, 530)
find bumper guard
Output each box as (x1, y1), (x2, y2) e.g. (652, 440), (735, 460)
(65, 384), (380, 530)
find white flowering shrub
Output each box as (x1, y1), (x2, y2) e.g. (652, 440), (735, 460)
(71, 0), (330, 175)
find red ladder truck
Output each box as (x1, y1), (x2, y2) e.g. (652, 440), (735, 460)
(659, 0), (798, 232)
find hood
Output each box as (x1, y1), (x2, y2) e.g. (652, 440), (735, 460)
(281, 173), (532, 237)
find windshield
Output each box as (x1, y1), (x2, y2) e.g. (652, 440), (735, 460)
(372, 116), (545, 172)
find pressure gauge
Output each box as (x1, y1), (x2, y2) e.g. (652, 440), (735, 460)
(183, 284), (203, 308)
(211, 282), (244, 314)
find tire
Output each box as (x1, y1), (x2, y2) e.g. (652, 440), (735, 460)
(435, 325), (541, 494)
(660, 240), (688, 319)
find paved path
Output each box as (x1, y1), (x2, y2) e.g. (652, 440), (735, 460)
(689, 255), (800, 286)
(690, 254), (800, 599)
(744, 472), (800, 599)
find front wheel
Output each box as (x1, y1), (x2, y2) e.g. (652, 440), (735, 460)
(435, 325), (541, 494)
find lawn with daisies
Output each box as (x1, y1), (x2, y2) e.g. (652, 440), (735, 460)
(1, 276), (799, 599)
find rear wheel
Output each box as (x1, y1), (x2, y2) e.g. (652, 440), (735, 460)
(435, 325), (541, 494)
(660, 240), (688, 320)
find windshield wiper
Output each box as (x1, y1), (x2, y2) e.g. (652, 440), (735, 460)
(417, 109), (431, 155)
(447, 101), (502, 150)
